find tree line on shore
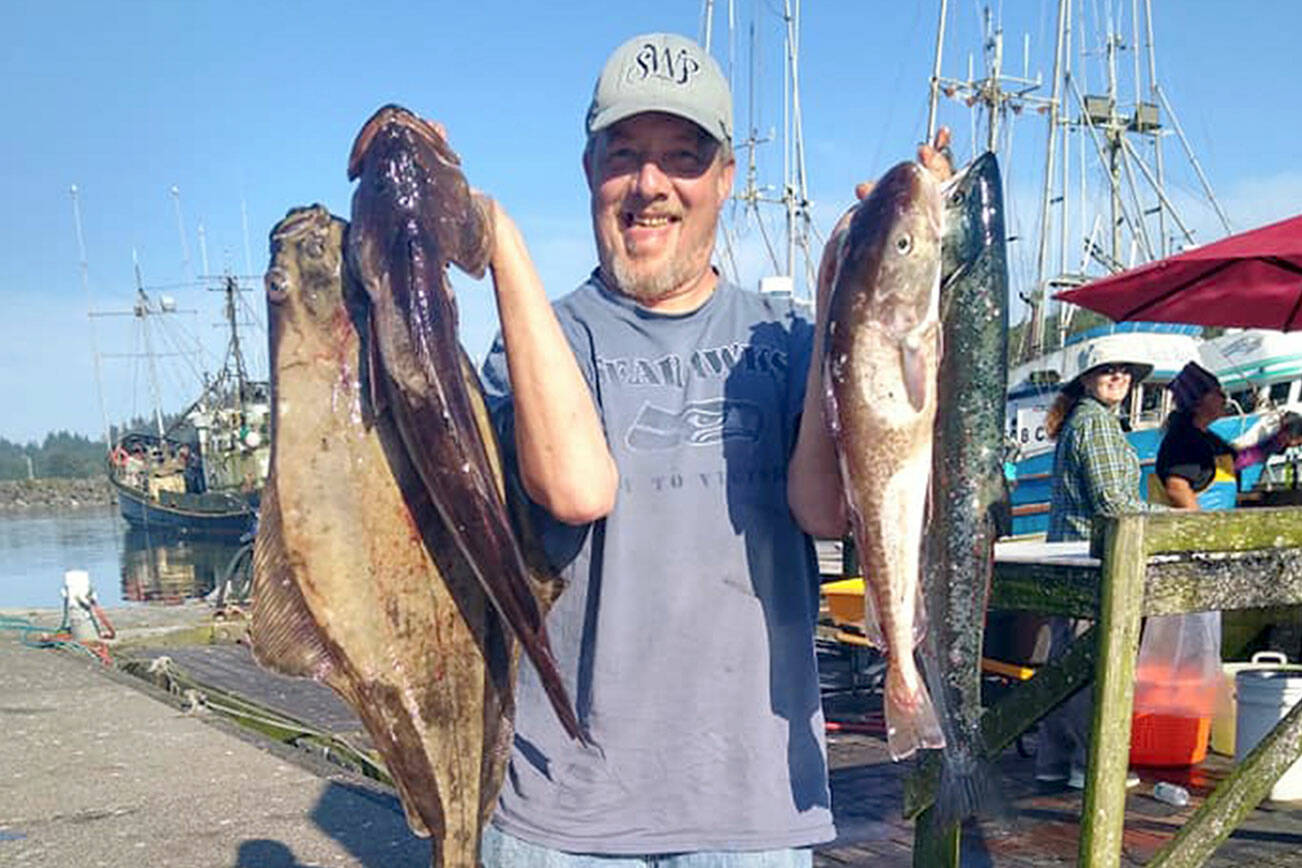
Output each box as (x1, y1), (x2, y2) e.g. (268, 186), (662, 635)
(0, 432), (108, 480)
(1, 411), (196, 481)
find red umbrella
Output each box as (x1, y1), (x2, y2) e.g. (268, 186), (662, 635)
(1055, 214), (1302, 330)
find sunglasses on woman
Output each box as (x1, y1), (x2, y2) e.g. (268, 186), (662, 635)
(1096, 364), (1132, 376)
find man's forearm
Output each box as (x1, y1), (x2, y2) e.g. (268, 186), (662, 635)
(489, 206), (617, 524)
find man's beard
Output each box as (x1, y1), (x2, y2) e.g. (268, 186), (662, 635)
(605, 253), (698, 303)
(600, 224), (718, 304)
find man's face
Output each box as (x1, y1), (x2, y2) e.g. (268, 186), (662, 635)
(585, 112), (735, 305)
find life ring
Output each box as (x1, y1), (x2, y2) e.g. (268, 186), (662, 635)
(110, 446), (129, 467)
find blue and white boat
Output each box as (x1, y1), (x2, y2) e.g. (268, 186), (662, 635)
(1005, 325), (1302, 537)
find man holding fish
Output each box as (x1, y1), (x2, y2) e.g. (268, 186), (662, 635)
(477, 32), (952, 864)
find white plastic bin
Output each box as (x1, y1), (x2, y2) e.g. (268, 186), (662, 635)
(1234, 668), (1302, 801)
(1212, 652), (1302, 755)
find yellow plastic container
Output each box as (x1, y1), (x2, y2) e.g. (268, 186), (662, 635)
(822, 578), (866, 629)
(1211, 652), (1302, 756)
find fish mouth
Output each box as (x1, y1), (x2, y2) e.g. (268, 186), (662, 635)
(347, 105), (459, 181)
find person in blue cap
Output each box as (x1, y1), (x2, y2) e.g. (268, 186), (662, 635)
(476, 31), (951, 866)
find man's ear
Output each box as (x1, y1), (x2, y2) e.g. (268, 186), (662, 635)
(582, 137), (599, 190)
(716, 154), (736, 203)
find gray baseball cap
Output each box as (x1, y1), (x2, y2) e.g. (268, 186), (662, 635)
(586, 33), (733, 144)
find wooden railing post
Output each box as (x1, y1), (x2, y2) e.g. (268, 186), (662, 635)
(1079, 513), (1147, 867)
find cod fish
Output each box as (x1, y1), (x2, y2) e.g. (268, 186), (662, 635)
(921, 152), (1011, 824)
(251, 205), (516, 865)
(824, 160), (945, 761)
(344, 105), (584, 743)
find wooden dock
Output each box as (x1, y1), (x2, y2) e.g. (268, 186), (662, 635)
(107, 627), (1302, 866)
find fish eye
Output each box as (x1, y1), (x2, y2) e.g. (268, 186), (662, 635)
(265, 269), (289, 302)
(895, 233), (914, 255)
(949, 189), (966, 206)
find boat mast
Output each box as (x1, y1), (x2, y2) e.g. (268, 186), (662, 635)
(1028, 0), (1070, 359)
(220, 275), (250, 401)
(706, 0), (816, 298)
(132, 253), (168, 440)
(70, 184), (112, 447)
(925, 0), (949, 143)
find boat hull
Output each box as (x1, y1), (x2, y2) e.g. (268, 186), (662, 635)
(111, 477), (257, 538)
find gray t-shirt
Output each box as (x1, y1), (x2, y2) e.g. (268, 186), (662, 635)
(480, 273), (834, 854)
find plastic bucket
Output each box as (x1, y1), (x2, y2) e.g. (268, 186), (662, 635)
(1212, 652), (1302, 756)
(1235, 668), (1302, 801)
(1130, 712), (1211, 766)
(1130, 662), (1218, 766)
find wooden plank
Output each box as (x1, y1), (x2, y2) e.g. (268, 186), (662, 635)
(1079, 514), (1147, 868)
(989, 559), (1100, 618)
(1142, 550), (1302, 615)
(1146, 697), (1302, 868)
(911, 804), (958, 868)
(1142, 506), (1302, 555)
(981, 624), (1098, 757)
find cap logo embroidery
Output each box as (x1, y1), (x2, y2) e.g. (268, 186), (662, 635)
(630, 43), (701, 86)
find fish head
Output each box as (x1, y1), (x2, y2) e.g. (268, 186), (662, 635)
(347, 104), (493, 282)
(835, 160), (943, 339)
(347, 104), (460, 182)
(265, 205), (347, 339)
(940, 152), (1004, 287)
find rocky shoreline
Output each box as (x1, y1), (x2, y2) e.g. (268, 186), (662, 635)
(0, 477), (114, 511)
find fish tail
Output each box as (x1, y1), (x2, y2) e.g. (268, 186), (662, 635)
(934, 753), (1009, 828)
(883, 660), (946, 761)
(530, 623), (593, 748)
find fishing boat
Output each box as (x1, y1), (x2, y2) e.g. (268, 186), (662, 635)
(926, 0), (1302, 536)
(99, 273), (270, 538)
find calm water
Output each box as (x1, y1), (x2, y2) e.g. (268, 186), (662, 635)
(0, 507), (248, 609)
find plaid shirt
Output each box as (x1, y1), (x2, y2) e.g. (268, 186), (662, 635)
(1046, 396), (1152, 542)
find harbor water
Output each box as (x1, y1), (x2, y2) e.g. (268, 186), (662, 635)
(0, 506), (248, 609)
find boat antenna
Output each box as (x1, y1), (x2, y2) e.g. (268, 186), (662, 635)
(197, 221), (211, 278)
(700, 0), (715, 51)
(241, 197), (255, 277)
(70, 184), (113, 448)
(170, 185), (193, 286)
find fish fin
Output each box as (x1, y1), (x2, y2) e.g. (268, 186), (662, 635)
(861, 585), (885, 648)
(450, 193), (495, 280)
(365, 308), (389, 420)
(883, 655), (946, 761)
(910, 581), (929, 647)
(855, 550), (925, 650)
(249, 482), (337, 682)
(900, 338), (930, 412)
(934, 753), (1011, 828)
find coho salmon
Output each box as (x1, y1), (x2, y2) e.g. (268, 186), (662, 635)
(824, 161), (946, 760)
(921, 151), (1011, 823)
(251, 205), (516, 865)
(344, 105), (585, 744)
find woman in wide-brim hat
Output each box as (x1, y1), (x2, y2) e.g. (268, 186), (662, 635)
(1043, 345), (1155, 543)
(1036, 343), (1154, 789)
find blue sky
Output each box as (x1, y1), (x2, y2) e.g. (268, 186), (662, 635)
(3, 1), (1298, 444)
